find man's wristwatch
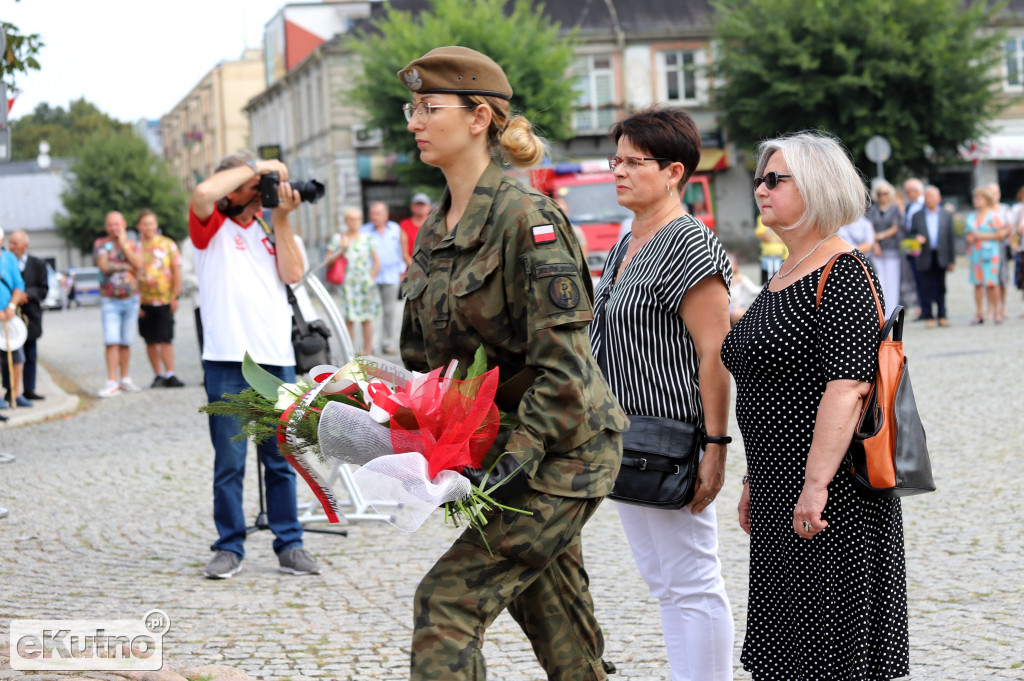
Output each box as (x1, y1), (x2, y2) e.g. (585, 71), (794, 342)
(246, 159), (259, 175)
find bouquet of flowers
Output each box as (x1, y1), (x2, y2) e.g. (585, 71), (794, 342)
(200, 348), (527, 544)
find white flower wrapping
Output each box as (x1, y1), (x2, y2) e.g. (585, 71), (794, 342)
(288, 358), (475, 531)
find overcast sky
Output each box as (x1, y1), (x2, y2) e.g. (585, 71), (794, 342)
(4, 0), (291, 122)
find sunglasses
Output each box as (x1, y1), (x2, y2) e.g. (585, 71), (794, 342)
(754, 172), (793, 190)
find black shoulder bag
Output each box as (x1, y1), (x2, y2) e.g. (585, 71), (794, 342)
(595, 241), (702, 509)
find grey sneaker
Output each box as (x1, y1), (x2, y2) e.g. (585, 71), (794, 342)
(204, 550), (243, 579)
(278, 547), (321, 575)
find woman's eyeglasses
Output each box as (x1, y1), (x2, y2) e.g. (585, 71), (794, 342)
(754, 172), (793, 190)
(402, 102), (472, 122)
(607, 156), (670, 171)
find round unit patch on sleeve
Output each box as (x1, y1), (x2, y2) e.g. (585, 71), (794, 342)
(549, 276), (581, 309)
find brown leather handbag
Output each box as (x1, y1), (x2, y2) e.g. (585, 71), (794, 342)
(817, 253), (935, 498)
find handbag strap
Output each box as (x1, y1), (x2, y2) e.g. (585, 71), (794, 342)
(595, 240), (630, 378)
(814, 251), (885, 329)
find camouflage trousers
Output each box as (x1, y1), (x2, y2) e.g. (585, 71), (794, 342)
(410, 491), (608, 681)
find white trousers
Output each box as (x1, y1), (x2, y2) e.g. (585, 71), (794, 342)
(616, 500), (734, 681)
(874, 251), (903, 318)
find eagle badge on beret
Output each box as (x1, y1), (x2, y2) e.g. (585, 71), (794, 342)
(403, 68), (423, 91)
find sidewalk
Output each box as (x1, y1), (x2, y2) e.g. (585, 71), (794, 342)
(0, 362), (80, 430)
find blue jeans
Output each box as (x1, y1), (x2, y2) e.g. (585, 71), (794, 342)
(100, 295), (140, 346)
(204, 360), (303, 558)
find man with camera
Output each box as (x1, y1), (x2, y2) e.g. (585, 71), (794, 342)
(190, 152), (320, 579)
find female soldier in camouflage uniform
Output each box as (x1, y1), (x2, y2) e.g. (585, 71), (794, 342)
(397, 46), (629, 681)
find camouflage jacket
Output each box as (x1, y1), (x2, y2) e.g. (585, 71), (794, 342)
(401, 162), (628, 498)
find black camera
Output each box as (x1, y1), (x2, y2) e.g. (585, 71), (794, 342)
(259, 172), (325, 207)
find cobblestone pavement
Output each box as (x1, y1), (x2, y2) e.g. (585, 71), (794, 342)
(1, 261), (1022, 680)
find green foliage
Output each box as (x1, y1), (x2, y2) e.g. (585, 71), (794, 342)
(1, 2), (43, 85)
(345, 0), (577, 188)
(711, 0), (1006, 178)
(9, 98), (132, 161)
(56, 133), (188, 253)
(243, 352), (286, 402)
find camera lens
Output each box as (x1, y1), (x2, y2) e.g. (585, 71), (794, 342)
(293, 180), (326, 205)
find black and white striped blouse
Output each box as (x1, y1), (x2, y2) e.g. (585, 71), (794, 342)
(590, 214), (732, 427)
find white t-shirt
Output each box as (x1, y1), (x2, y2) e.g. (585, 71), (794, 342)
(189, 206), (293, 366)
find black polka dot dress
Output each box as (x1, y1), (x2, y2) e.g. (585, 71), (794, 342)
(721, 252), (910, 680)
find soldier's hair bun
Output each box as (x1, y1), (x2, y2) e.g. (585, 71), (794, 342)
(500, 116), (546, 169)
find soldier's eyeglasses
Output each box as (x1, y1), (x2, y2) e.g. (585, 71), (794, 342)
(753, 172), (793, 190)
(607, 156), (670, 171)
(402, 102), (472, 122)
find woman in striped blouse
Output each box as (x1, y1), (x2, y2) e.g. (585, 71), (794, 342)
(591, 107), (735, 680)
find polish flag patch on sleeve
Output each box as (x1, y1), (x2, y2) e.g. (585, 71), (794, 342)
(531, 224), (557, 245)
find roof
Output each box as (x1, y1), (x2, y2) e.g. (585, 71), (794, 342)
(371, 0), (713, 36)
(0, 162), (70, 232)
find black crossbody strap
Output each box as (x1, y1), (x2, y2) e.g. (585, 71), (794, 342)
(255, 214), (310, 335)
(595, 240), (629, 379)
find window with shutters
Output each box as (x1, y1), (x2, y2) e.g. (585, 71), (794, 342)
(1005, 38), (1024, 90)
(572, 55), (616, 133)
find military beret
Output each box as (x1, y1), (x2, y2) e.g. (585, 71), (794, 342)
(398, 46), (513, 100)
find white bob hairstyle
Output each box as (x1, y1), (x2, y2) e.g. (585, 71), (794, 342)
(755, 131), (870, 238)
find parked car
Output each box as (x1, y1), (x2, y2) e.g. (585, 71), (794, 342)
(40, 264), (67, 310)
(69, 266), (102, 307)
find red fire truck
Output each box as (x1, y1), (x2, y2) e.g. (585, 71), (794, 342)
(525, 160), (715, 276)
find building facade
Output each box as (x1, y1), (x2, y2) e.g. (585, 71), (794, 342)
(160, 48), (266, 192)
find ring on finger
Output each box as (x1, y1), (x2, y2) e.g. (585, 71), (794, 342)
(802, 520), (812, 533)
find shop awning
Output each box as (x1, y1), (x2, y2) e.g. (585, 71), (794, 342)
(697, 148), (729, 172)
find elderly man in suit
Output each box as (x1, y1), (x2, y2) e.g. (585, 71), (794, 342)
(8, 230), (48, 400)
(910, 185), (956, 327)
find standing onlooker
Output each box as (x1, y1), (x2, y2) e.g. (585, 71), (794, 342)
(94, 211), (144, 397)
(191, 151), (320, 579)
(399, 193), (432, 266)
(755, 215), (788, 284)
(728, 253), (761, 327)
(328, 207), (380, 353)
(361, 201), (404, 354)
(867, 180), (904, 317)
(1012, 186), (1024, 306)
(7, 230), (48, 401)
(592, 107), (735, 680)
(723, 131), (909, 681)
(0, 228), (28, 416)
(136, 210), (184, 388)
(398, 45), (627, 680)
(987, 183), (1014, 322)
(837, 214), (876, 254)
(903, 178), (926, 318)
(965, 186), (1006, 324)
(910, 186), (956, 327)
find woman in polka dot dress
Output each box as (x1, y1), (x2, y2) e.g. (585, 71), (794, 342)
(721, 132), (909, 680)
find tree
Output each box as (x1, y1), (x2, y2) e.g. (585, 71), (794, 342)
(346, 0), (577, 188)
(57, 133), (188, 253)
(9, 98), (132, 161)
(710, 0), (1005, 179)
(1, 1), (43, 85)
